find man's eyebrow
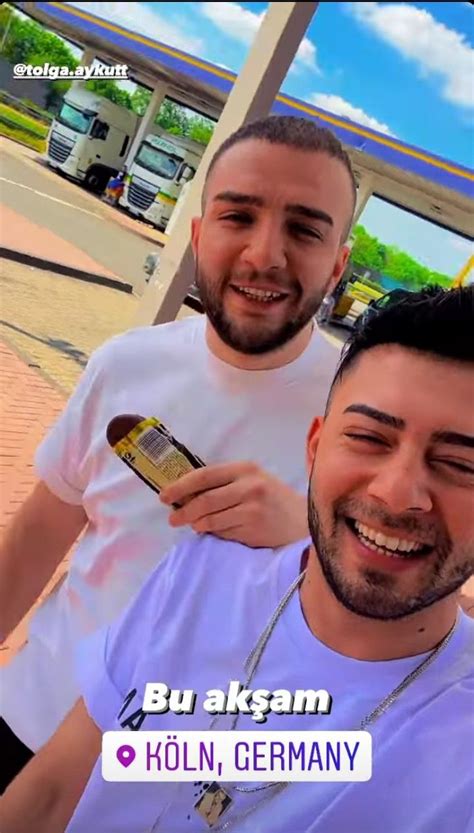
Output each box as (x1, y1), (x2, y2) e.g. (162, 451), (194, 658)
(212, 192), (334, 226)
(213, 191), (264, 206)
(432, 431), (474, 449)
(344, 406), (474, 448)
(286, 204), (334, 226)
(343, 404), (405, 430)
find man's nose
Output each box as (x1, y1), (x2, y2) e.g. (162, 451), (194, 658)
(366, 453), (433, 515)
(241, 219), (287, 273)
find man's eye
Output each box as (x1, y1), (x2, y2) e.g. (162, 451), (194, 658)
(344, 432), (387, 446)
(221, 212), (252, 224)
(434, 458), (474, 475)
(290, 223), (322, 240)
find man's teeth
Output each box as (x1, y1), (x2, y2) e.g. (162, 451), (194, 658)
(235, 286), (285, 302)
(354, 521), (426, 555)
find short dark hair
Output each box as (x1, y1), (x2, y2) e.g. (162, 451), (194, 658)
(204, 115), (357, 237)
(326, 285), (474, 412)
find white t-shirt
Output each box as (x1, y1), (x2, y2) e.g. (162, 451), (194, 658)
(1, 316), (339, 751)
(68, 535), (474, 833)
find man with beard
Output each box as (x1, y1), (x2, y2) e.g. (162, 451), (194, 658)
(3, 285), (473, 833)
(0, 116), (355, 788)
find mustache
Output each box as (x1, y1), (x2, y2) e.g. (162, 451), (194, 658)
(334, 496), (447, 545)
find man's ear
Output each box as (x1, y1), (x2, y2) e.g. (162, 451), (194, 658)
(327, 244), (351, 295)
(306, 416), (324, 475)
(190, 216), (202, 258)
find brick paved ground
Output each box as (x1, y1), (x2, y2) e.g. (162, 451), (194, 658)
(0, 259), (197, 394)
(0, 258), (139, 393)
(0, 343), (68, 665)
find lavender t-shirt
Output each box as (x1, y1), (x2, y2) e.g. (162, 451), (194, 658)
(68, 535), (474, 833)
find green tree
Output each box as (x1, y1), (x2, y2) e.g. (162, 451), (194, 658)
(45, 79), (72, 112)
(27, 32), (77, 70)
(1, 7), (78, 113)
(1, 10), (77, 68)
(155, 98), (189, 135)
(351, 225), (386, 273)
(385, 246), (428, 289)
(131, 86), (151, 116)
(188, 116), (214, 146)
(85, 78), (132, 109)
(351, 225), (452, 290)
(154, 100), (215, 145)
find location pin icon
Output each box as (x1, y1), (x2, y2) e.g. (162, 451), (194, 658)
(117, 744), (136, 768)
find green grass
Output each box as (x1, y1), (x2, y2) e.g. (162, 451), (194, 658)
(19, 98), (53, 123)
(0, 101), (48, 151)
(0, 102), (49, 138)
(0, 120), (46, 152)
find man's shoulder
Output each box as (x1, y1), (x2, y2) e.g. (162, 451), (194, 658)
(421, 613), (474, 737)
(164, 533), (276, 582)
(311, 326), (341, 372)
(90, 315), (205, 374)
(454, 612), (474, 688)
(147, 534), (306, 606)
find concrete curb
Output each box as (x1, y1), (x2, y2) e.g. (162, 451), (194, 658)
(0, 247), (134, 294)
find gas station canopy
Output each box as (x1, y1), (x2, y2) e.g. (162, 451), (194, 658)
(15, 1), (474, 240)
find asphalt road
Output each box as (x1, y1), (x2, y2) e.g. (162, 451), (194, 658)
(0, 140), (347, 350)
(0, 141), (162, 294)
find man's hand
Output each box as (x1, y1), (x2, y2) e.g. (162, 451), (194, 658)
(160, 462), (308, 548)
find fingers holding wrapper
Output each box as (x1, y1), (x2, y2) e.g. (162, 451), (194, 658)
(106, 415), (206, 508)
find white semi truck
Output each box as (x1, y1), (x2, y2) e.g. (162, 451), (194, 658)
(119, 132), (204, 230)
(46, 87), (138, 192)
(46, 88), (206, 229)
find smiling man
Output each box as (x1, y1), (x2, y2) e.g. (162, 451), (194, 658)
(2, 286), (473, 833)
(0, 116), (354, 787)
(193, 127), (353, 359)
